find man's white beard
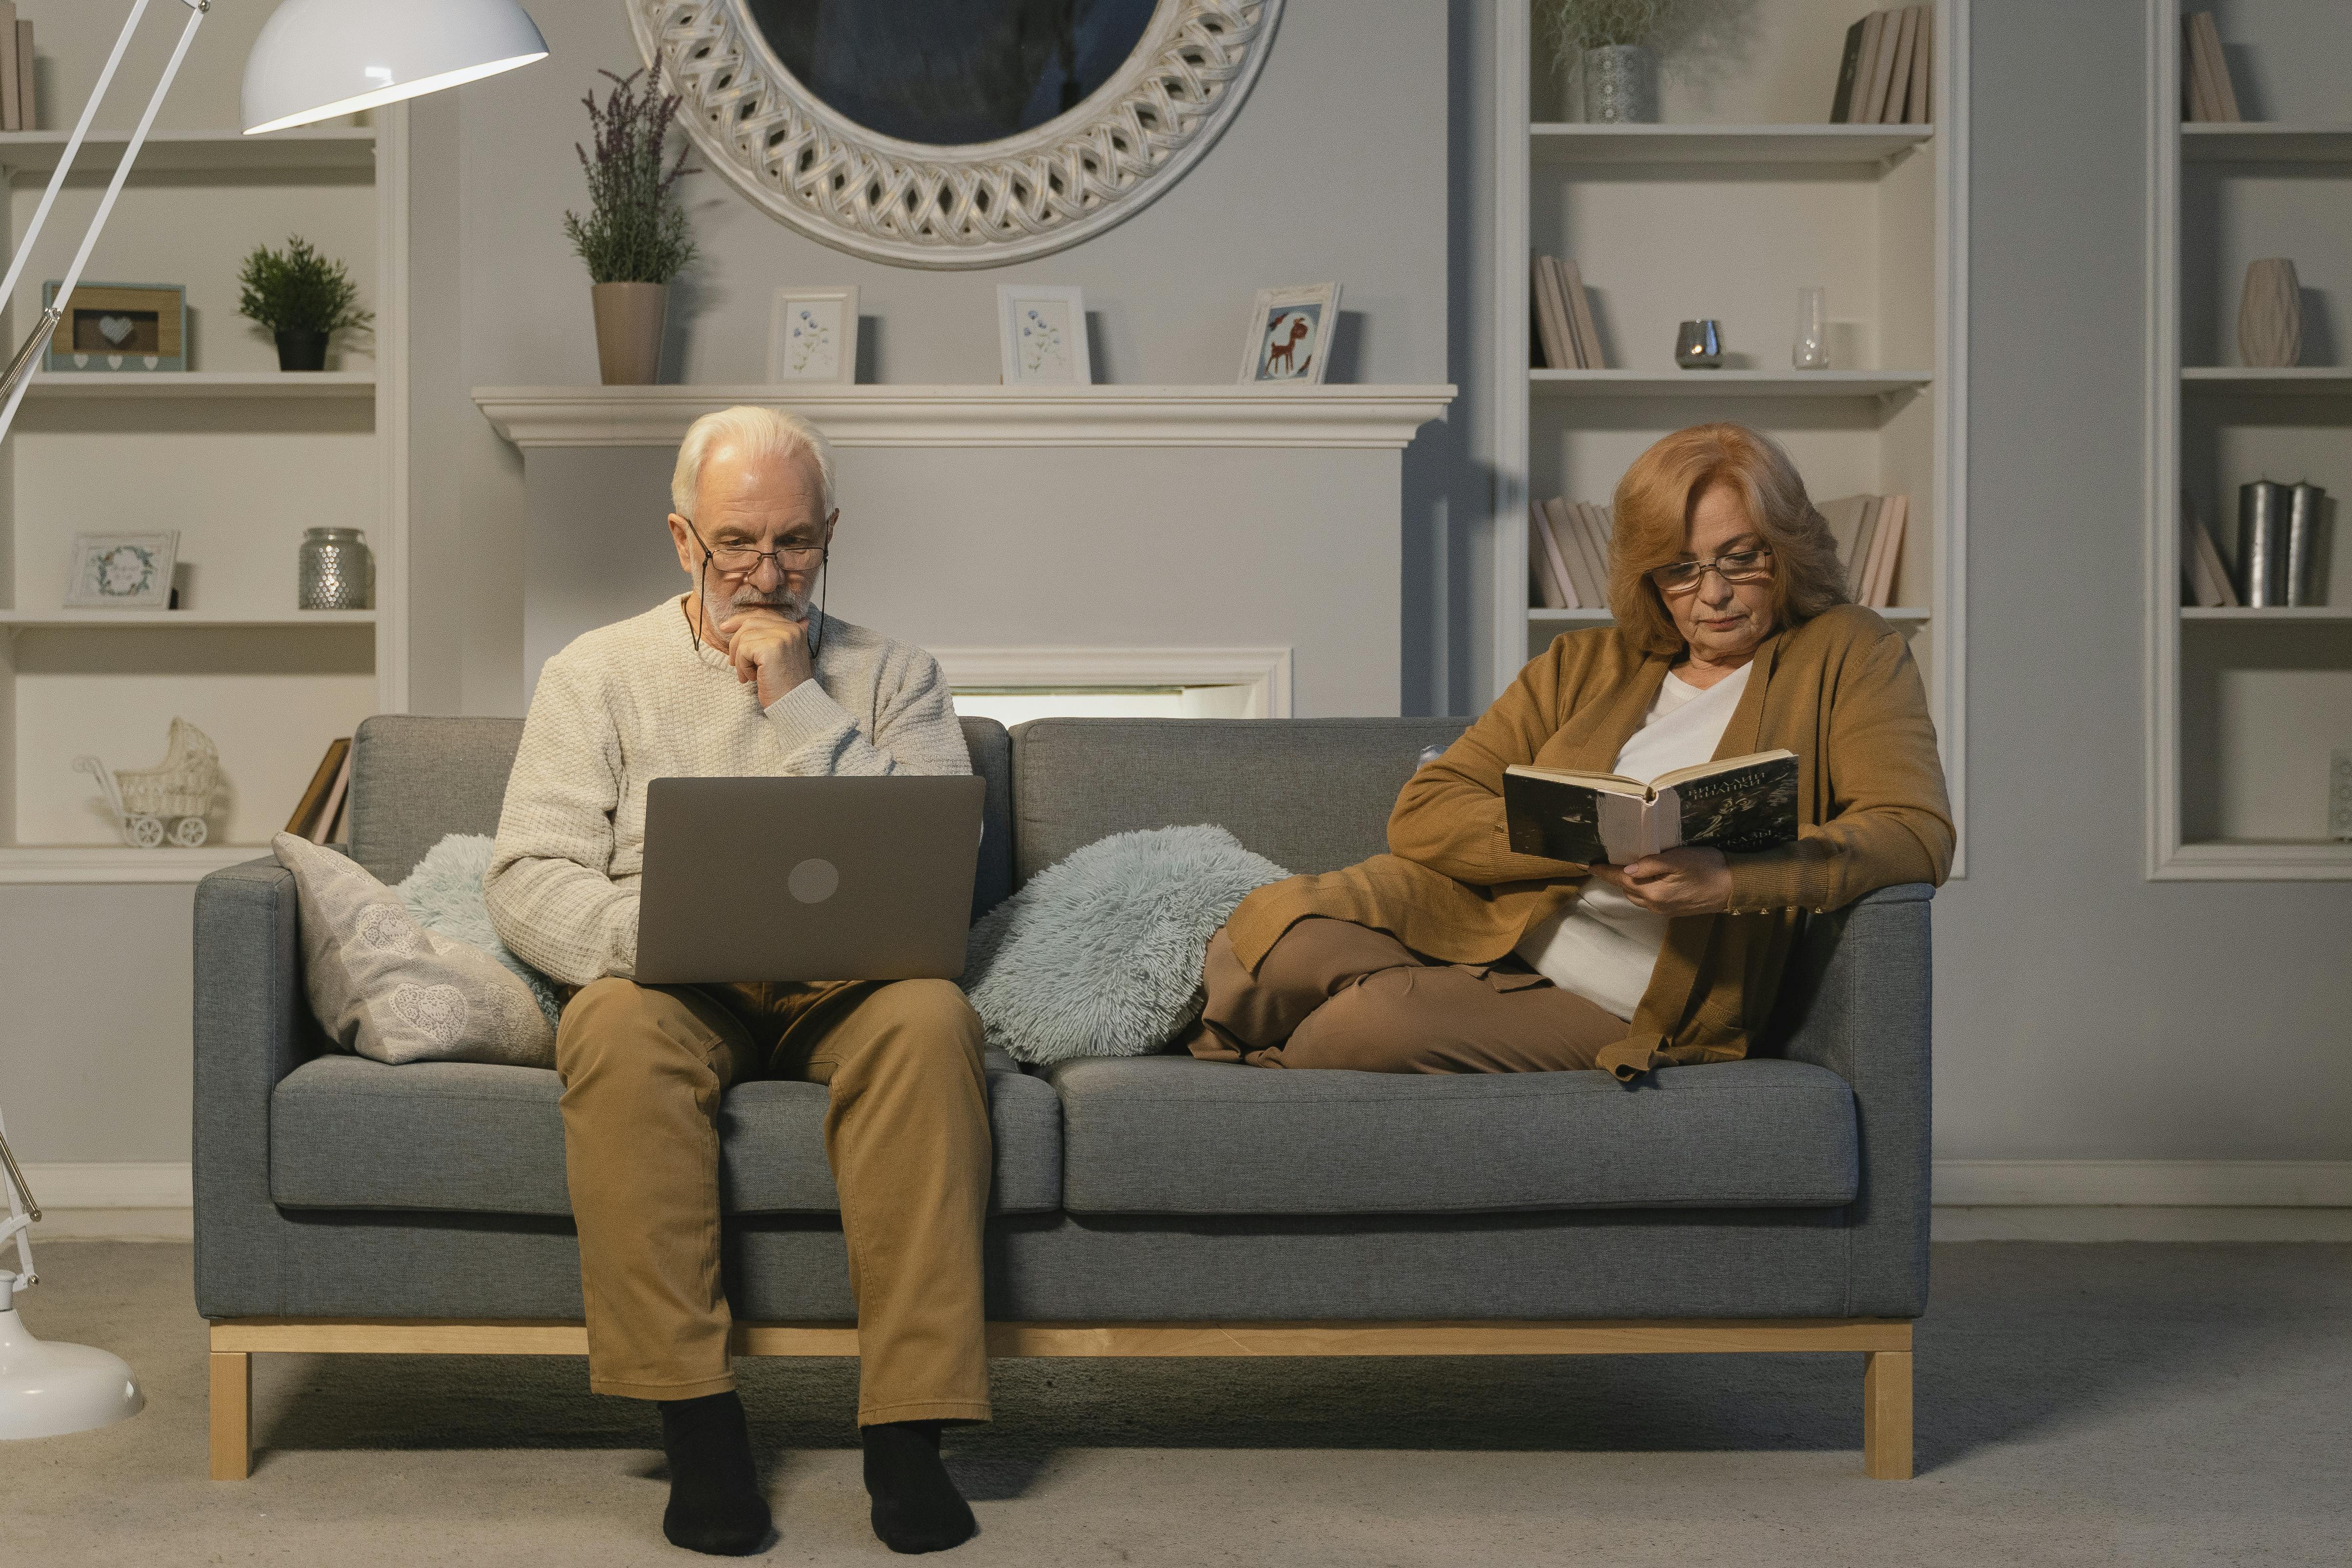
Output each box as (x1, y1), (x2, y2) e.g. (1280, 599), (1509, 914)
(703, 580), (810, 632)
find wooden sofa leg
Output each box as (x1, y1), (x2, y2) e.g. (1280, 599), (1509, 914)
(209, 1351), (252, 1480)
(1863, 1349), (1913, 1479)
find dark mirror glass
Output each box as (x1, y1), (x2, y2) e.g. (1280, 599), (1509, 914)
(745, 0), (1161, 147)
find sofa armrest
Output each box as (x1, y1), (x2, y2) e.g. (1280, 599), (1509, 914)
(1773, 882), (1933, 1319)
(192, 856), (313, 1318)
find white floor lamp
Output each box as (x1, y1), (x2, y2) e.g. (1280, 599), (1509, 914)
(0, 0), (545, 1444)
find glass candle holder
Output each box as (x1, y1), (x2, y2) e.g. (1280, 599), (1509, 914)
(1674, 319), (1724, 370)
(1793, 286), (1829, 370)
(299, 527), (374, 611)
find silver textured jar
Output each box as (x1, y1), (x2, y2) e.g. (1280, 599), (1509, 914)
(1582, 44), (1660, 124)
(298, 527), (373, 610)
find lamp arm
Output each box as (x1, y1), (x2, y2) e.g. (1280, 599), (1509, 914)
(0, 0), (210, 442)
(0, 1098), (36, 1302)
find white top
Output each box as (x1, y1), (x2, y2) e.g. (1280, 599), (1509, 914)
(1512, 662), (1752, 1021)
(485, 598), (970, 986)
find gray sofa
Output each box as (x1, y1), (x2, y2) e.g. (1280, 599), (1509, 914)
(195, 713), (1931, 1481)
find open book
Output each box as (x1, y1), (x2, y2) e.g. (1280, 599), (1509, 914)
(1504, 750), (1800, 865)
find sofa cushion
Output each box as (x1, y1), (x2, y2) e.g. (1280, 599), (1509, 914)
(1043, 1055), (1857, 1215)
(1011, 718), (1470, 885)
(271, 1048), (1061, 1215)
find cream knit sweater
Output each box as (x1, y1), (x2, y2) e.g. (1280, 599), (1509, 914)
(485, 596), (970, 985)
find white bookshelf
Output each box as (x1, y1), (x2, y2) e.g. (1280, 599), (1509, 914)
(0, 91), (408, 882)
(2145, 0), (2352, 880)
(1492, 0), (1969, 861)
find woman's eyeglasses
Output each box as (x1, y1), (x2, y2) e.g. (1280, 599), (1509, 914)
(1648, 547), (1773, 596)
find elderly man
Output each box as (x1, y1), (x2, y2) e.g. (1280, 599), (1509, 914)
(486, 405), (988, 1557)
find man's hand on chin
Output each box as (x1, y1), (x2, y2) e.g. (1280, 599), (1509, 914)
(720, 607), (815, 708)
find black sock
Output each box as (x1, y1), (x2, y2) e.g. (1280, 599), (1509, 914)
(862, 1420), (977, 1554)
(658, 1391), (773, 1556)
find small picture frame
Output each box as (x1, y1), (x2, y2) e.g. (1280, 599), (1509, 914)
(43, 281), (189, 373)
(65, 531), (180, 609)
(1239, 283), (1342, 385)
(996, 284), (1091, 386)
(767, 286), (860, 383)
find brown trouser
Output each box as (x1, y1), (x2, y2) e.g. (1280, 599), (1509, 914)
(555, 975), (991, 1425)
(1189, 916), (1624, 1072)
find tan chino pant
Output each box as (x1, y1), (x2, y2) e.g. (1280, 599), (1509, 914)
(555, 975), (992, 1425)
(1189, 916), (1624, 1072)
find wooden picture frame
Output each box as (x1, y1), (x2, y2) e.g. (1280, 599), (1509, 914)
(766, 286), (860, 383)
(43, 281), (189, 373)
(1239, 283), (1341, 385)
(996, 284), (1091, 385)
(64, 530), (180, 608)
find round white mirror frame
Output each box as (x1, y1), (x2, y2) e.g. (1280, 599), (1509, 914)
(627, 0), (1285, 270)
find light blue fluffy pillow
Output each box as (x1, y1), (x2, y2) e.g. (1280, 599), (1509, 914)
(963, 824), (1289, 1065)
(396, 834), (564, 1030)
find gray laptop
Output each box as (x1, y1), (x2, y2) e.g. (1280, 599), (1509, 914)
(634, 775), (985, 985)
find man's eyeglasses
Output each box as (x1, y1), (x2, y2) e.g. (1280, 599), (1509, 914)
(684, 516), (832, 578)
(1648, 546), (1773, 596)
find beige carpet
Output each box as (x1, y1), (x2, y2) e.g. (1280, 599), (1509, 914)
(9, 1241), (2349, 1566)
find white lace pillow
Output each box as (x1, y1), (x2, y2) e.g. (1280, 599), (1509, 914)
(273, 832), (556, 1068)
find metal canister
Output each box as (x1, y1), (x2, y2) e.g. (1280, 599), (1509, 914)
(2285, 482), (2324, 607)
(298, 527), (374, 611)
(2236, 481), (2286, 607)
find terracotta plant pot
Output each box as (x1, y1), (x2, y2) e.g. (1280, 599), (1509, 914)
(591, 282), (669, 385)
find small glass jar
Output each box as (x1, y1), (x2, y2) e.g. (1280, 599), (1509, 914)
(299, 527), (373, 610)
(1793, 286), (1829, 370)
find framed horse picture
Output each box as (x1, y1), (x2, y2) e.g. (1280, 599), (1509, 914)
(1239, 283), (1340, 385)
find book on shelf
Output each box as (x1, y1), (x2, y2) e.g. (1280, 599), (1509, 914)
(1819, 492), (1906, 608)
(2182, 13), (2241, 123)
(1530, 256), (1607, 371)
(1505, 749), (1801, 864)
(1880, 7), (1918, 130)
(1531, 255), (1575, 369)
(1830, 8), (1931, 126)
(285, 737), (353, 842)
(1529, 501), (1574, 608)
(1571, 501), (1615, 598)
(1541, 498), (1601, 606)
(0, 4), (18, 133)
(2180, 494), (2236, 607)
(14, 19), (29, 131)
(1559, 258), (1606, 370)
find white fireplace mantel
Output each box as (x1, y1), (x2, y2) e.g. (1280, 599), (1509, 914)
(473, 383), (1456, 450)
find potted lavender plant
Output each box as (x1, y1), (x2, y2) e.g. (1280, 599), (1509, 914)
(1540, 0), (1691, 123)
(564, 65), (697, 385)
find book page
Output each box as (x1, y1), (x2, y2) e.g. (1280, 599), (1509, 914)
(1598, 792), (1651, 864)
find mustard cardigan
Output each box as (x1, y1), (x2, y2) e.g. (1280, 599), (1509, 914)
(1224, 604), (1955, 1081)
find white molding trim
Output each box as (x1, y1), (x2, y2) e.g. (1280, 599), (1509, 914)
(1936, 0), (1971, 876)
(375, 101), (412, 717)
(1934, 1160), (2352, 1208)
(0, 845), (261, 885)
(2145, 0), (2181, 881)
(472, 384), (1457, 451)
(17, 1163), (193, 1208)
(1488, 0), (1530, 707)
(930, 646), (1293, 718)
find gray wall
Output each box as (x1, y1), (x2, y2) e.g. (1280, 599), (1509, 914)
(1929, 0), (2350, 1161)
(410, 0), (1452, 719)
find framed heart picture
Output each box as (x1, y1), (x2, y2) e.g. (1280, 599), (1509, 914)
(42, 281), (189, 373)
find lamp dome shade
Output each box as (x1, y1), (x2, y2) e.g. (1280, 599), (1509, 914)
(242, 0), (549, 135)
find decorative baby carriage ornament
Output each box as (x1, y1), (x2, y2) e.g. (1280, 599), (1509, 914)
(75, 718), (221, 847)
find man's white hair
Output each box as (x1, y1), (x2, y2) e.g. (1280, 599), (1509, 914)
(670, 404), (837, 520)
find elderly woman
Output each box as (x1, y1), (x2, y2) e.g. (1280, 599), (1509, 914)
(1189, 422), (1953, 1083)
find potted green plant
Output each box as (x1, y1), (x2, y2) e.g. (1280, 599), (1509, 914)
(237, 236), (371, 372)
(565, 64), (698, 386)
(1540, 0), (1692, 123)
